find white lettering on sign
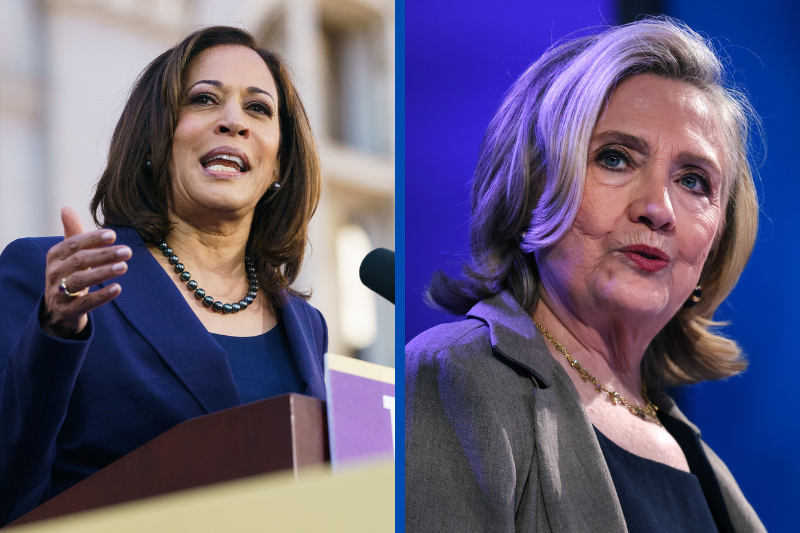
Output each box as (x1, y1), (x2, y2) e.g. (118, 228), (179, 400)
(383, 395), (395, 457)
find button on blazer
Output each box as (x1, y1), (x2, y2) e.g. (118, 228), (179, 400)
(405, 291), (764, 533)
(0, 226), (327, 525)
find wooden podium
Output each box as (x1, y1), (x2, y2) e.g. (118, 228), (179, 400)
(7, 393), (328, 528)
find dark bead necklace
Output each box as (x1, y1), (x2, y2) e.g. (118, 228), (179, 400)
(157, 240), (258, 314)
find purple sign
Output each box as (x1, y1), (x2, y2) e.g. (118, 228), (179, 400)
(325, 354), (395, 468)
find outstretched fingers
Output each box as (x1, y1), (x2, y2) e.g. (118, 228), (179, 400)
(51, 244), (131, 290)
(63, 259), (128, 293)
(48, 228), (118, 263)
(41, 206), (131, 338)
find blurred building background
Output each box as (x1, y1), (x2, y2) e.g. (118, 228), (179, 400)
(0, 0), (395, 367)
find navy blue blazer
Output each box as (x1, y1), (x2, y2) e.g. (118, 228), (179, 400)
(0, 226), (327, 525)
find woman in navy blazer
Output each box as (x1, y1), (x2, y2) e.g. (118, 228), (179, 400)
(0, 27), (326, 525)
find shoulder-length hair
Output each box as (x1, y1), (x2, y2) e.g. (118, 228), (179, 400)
(91, 26), (321, 307)
(429, 16), (761, 388)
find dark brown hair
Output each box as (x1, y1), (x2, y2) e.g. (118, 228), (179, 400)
(91, 26), (321, 306)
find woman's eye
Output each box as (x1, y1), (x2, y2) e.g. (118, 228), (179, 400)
(190, 94), (215, 105)
(248, 102), (273, 116)
(680, 173), (709, 194)
(599, 150), (628, 169)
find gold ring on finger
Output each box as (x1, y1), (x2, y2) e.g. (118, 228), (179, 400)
(59, 277), (81, 298)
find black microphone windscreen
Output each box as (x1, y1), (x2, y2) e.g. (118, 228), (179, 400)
(359, 248), (395, 304)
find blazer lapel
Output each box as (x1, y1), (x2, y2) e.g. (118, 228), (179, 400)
(279, 298), (325, 400)
(533, 368), (628, 532)
(100, 226), (241, 414)
(468, 292), (627, 532)
(467, 291), (550, 388)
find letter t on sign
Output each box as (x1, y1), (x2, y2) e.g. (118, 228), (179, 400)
(325, 353), (395, 468)
(383, 395), (395, 457)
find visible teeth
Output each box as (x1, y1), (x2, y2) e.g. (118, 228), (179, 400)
(203, 153), (245, 169)
(218, 154), (244, 166)
(207, 164), (239, 172)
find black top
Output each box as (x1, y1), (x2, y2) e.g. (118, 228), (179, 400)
(595, 413), (736, 533)
(211, 322), (305, 403)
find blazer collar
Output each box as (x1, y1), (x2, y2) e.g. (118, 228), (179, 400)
(467, 292), (705, 436)
(465, 291), (727, 531)
(101, 226), (326, 412)
(652, 391), (703, 436)
(469, 291), (628, 530)
(279, 298), (326, 400)
(466, 291), (554, 388)
(100, 226), (241, 414)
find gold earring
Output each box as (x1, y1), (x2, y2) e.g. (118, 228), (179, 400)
(683, 285), (702, 308)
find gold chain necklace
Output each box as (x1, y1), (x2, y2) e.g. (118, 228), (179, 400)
(533, 321), (661, 426)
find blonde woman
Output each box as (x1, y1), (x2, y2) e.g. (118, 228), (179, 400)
(406, 17), (764, 532)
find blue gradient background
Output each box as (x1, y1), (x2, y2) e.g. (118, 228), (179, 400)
(404, 1), (799, 530)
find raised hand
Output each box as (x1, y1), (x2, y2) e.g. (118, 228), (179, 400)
(40, 207), (131, 338)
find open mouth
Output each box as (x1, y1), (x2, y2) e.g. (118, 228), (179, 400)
(201, 154), (247, 173)
(199, 147), (250, 174)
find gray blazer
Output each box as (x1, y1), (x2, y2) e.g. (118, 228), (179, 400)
(405, 291), (765, 532)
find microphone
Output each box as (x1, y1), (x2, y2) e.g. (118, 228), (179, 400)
(359, 248), (395, 304)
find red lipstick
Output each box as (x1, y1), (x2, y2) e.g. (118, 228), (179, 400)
(619, 244), (670, 273)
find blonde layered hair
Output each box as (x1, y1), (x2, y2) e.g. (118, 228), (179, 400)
(428, 16), (760, 387)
